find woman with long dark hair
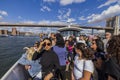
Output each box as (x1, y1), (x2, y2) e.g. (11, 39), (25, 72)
(52, 33), (68, 80)
(32, 38), (60, 80)
(91, 39), (106, 80)
(105, 34), (120, 80)
(72, 43), (94, 80)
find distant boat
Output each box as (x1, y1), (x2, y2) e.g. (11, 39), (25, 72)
(58, 26), (82, 39)
(0, 34), (9, 37)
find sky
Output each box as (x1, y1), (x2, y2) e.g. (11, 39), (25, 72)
(0, 0), (120, 33)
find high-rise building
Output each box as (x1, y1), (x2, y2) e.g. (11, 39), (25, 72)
(11, 28), (17, 36)
(0, 30), (2, 35)
(0, 30), (8, 35)
(4, 30), (8, 35)
(106, 16), (120, 35)
(106, 16), (116, 27)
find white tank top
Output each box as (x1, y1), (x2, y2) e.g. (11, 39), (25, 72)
(74, 55), (94, 80)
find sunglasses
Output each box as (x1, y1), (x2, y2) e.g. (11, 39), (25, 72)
(43, 42), (51, 47)
(92, 42), (96, 44)
(105, 34), (109, 36)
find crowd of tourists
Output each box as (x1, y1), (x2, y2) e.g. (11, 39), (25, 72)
(18, 32), (120, 80)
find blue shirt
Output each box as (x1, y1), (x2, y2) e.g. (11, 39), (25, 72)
(18, 53), (42, 77)
(53, 46), (67, 66)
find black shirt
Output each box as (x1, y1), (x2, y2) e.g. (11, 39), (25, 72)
(32, 49), (60, 75)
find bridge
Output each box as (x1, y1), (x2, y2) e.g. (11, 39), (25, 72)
(0, 23), (113, 30)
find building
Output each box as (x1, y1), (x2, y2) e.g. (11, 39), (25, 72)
(11, 28), (17, 36)
(0, 30), (2, 35)
(0, 30), (8, 36)
(106, 16), (120, 35)
(106, 16), (116, 27)
(17, 31), (20, 35)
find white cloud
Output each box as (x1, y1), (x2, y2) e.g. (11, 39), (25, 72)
(43, 0), (55, 2)
(51, 21), (67, 25)
(88, 4), (120, 23)
(80, 9), (89, 14)
(0, 10), (8, 16)
(18, 16), (22, 19)
(67, 18), (76, 22)
(60, 0), (85, 6)
(0, 27), (12, 31)
(66, 8), (71, 17)
(98, 0), (118, 8)
(87, 14), (98, 19)
(79, 16), (86, 20)
(40, 6), (51, 12)
(0, 15), (3, 20)
(38, 20), (68, 25)
(16, 27), (43, 33)
(22, 21), (36, 24)
(58, 8), (71, 21)
(58, 8), (76, 23)
(38, 20), (51, 24)
(0, 21), (9, 24)
(118, 0), (120, 4)
(60, 0), (73, 6)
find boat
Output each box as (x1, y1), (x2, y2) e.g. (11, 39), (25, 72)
(0, 59), (31, 80)
(58, 26), (82, 37)
(0, 34), (9, 37)
(0, 26), (82, 80)
(58, 26), (82, 40)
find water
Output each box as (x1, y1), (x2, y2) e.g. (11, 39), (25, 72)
(0, 36), (40, 78)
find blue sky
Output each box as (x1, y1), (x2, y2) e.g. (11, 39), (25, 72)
(0, 0), (120, 33)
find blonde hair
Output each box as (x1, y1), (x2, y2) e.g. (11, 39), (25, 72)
(26, 47), (36, 60)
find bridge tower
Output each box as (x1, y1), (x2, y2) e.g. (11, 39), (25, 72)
(106, 16), (119, 35)
(11, 27), (17, 36)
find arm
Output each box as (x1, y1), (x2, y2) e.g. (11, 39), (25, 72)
(44, 72), (53, 80)
(71, 70), (75, 80)
(32, 50), (44, 60)
(43, 51), (60, 80)
(80, 60), (94, 80)
(79, 70), (92, 80)
(32, 51), (40, 60)
(108, 75), (114, 80)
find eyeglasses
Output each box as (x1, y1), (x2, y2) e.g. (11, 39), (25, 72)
(43, 42), (51, 47)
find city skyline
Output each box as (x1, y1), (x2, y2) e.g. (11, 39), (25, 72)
(0, 0), (120, 32)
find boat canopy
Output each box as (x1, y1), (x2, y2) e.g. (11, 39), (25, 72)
(58, 27), (82, 32)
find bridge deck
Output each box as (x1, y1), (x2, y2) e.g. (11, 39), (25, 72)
(0, 23), (114, 30)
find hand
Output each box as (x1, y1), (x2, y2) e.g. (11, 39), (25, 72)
(23, 47), (29, 50)
(40, 41), (45, 46)
(37, 41), (45, 52)
(71, 72), (75, 80)
(44, 73), (53, 80)
(25, 65), (31, 70)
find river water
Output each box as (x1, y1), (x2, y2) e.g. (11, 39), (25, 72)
(0, 36), (40, 78)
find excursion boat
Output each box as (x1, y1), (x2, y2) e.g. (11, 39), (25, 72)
(1, 26), (82, 80)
